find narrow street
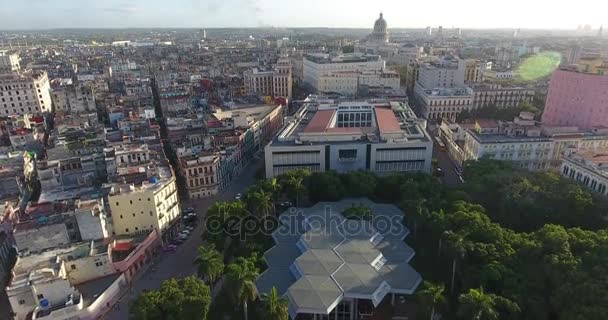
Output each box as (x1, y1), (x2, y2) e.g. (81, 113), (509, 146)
(103, 158), (264, 320)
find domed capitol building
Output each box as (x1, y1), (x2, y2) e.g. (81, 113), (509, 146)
(355, 13), (421, 65)
(369, 13), (389, 43)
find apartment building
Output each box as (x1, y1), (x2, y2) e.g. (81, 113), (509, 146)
(561, 151), (608, 196)
(264, 95), (433, 178)
(0, 51), (20, 72)
(180, 152), (220, 199)
(243, 56), (293, 98)
(107, 167), (180, 238)
(0, 71), (52, 116)
(51, 79), (96, 114)
(415, 85), (474, 120)
(464, 59), (491, 83)
(470, 83), (535, 109)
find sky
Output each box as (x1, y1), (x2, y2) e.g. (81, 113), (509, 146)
(0, 0), (606, 30)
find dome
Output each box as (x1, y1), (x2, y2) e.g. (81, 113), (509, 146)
(374, 13), (387, 33)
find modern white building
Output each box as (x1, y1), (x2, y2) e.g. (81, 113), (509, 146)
(264, 95), (433, 178)
(561, 151), (608, 196)
(0, 71), (52, 115)
(417, 56), (466, 89)
(303, 53), (399, 96)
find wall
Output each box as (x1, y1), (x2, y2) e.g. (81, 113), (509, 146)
(66, 254), (114, 285)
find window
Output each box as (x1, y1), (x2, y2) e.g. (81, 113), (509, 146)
(37, 294), (44, 300)
(116, 202), (119, 206)
(120, 215), (123, 219)
(125, 228), (130, 233)
(71, 264), (76, 270)
(18, 299), (26, 305)
(95, 261), (103, 267)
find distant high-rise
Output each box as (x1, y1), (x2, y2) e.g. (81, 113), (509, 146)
(203, 29), (207, 39)
(425, 26), (432, 36)
(437, 26), (443, 38)
(599, 25), (603, 37)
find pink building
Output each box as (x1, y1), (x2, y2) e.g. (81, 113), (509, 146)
(541, 69), (608, 130)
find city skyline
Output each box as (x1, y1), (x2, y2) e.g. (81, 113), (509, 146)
(0, 0), (606, 30)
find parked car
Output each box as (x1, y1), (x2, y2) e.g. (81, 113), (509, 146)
(235, 193), (242, 200)
(182, 207), (194, 215)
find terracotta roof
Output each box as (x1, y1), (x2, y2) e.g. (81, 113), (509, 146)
(303, 110), (335, 133)
(374, 107), (401, 133)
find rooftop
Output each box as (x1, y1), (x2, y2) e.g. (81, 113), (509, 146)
(256, 199), (421, 318)
(565, 151), (608, 178)
(304, 53), (381, 64)
(272, 95), (429, 146)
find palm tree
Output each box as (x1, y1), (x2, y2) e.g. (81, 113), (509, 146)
(264, 178), (282, 200)
(458, 287), (519, 320)
(252, 189), (274, 218)
(416, 281), (446, 320)
(225, 257), (260, 320)
(260, 286), (289, 320)
(445, 231), (468, 295)
(193, 244), (224, 285)
(287, 176), (304, 208)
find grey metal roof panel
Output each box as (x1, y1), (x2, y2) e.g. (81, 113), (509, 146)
(333, 263), (384, 296)
(272, 224), (304, 244)
(334, 239), (381, 265)
(301, 225), (345, 250)
(376, 239), (415, 263)
(264, 243), (303, 268)
(256, 267), (297, 296)
(287, 275), (343, 313)
(293, 249), (344, 276)
(378, 262), (422, 293)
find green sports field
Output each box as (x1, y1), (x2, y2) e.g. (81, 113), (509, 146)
(517, 51), (561, 82)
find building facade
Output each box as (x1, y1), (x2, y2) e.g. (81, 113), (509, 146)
(243, 56), (293, 98)
(303, 53), (399, 96)
(0, 51), (20, 72)
(464, 59), (491, 83)
(180, 153), (220, 199)
(265, 96), (433, 178)
(415, 84), (474, 120)
(0, 71), (52, 116)
(108, 170), (180, 238)
(470, 84), (535, 109)
(541, 69), (608, 130)
(561, 151), (608, 196)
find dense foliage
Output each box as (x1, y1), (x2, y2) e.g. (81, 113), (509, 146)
(129, 276), (211, 320)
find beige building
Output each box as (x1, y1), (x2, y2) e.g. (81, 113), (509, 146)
(51, 80), (96, 114)
(108, 168), (180, 237)
(180, 152), (220, 199)
(0, 71), (52, 116)
(464, 59), (491, 83)
(243, 56), (293, 98)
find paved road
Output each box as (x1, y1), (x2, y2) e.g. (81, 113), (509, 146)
(104, 158), (264, 320)
(427, 124), (463, 187)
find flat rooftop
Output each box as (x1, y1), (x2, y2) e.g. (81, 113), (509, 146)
(304, 53), (381, 64)
(271, 96), (428, 146)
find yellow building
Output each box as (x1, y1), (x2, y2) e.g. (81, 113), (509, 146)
(108, 170), (180, 237)
(577, 55), (607, 75)
(180, 152), (220, 199)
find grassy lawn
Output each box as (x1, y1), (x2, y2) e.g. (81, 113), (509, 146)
(516, 51), (561, 82)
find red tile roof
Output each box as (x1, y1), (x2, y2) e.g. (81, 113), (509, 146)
(374, 107), (401, 133)
(303, 110), (335, 133)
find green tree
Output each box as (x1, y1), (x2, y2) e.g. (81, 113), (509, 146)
(260, 286), (289, 320)
(251, 189), (275, 217)
(130, 277), (211, 320)
(458, 288), (519, 320)
(417, 281), (447, 320)
(194, 244), (225, 285)
(225, 256), (260, 320)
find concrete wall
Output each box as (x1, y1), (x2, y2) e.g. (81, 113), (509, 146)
(65, 254), (114, 285)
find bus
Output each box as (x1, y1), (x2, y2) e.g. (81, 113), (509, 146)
(434, 136), (446, 151)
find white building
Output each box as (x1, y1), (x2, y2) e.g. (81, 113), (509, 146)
(417, 57), (466, 89)
(303, 53), (399, 96)
(439, 114), (608, 170)
(470, 83), (535, 109)
(264, 95), (433, 178)
(0, 51), (20, 72)
(561, 151), (608, 196)
(0, 71), (52, 115)
(243, 56), (292, 98)
(415, 85), (474, 120)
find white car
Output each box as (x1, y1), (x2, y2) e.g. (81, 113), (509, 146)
(235, 193), (242, 200)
